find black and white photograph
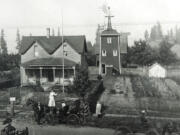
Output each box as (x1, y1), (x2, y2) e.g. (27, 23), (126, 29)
(1, 0), (180, 135)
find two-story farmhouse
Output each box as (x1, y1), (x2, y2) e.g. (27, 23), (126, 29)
(19, 30), (88, 87)
(99, 11), (129, 75)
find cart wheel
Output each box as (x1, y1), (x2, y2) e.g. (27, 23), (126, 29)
(113, 126), (132, 135)
(67, 114), (80, 125)
(146, 129), (159, 135)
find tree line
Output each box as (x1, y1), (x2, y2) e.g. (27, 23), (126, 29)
(0, 29), (20, 71)
(125, 39), (177, 67)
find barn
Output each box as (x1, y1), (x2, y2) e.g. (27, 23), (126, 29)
(149, 63), (167, 78)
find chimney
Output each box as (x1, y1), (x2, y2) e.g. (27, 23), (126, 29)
(46, 28), (50, 38)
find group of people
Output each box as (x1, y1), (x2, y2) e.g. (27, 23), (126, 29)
(35, 90), (69, 125)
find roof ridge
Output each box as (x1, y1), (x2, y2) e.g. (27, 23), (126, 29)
(22, 35), (85, 38)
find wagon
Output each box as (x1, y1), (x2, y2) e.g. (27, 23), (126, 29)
(26, 97), (90, 125)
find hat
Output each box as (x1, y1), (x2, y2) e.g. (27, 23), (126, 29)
(3, 118), (12, 125)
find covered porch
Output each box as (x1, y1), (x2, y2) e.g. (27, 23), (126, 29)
(20, 58), (77, 87)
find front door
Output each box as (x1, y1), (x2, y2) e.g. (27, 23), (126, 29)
(102, 64), (106, 75)
(47, 69), (53, 82)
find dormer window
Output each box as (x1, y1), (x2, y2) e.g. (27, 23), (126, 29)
(113, 50), (117, 56)
(102, 50), (106, 56)
(34, 45), (39, 57)
(107, 37), (112, 44)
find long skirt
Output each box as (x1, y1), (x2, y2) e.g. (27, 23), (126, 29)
(48, 99), (55, 107)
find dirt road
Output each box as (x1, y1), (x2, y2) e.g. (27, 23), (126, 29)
(0, 121), (114, 135)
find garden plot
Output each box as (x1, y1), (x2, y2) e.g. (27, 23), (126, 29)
(99, 75), (180, 116)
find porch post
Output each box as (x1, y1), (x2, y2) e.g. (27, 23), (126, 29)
(53, 67), (56, 82)
(40, 67), (42, 84)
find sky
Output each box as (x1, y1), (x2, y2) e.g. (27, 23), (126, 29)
(1, 0), (180, 53)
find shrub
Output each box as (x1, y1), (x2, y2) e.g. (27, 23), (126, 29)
(109, 89), (116, 94)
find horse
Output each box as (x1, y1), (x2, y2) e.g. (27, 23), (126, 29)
(26, 99), (58, 124)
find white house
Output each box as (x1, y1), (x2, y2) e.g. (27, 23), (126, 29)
(149, 63), (167, 78)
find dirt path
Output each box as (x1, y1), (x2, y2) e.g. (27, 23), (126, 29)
(0, 120), (115, 135)
(105, 113), (180, 121)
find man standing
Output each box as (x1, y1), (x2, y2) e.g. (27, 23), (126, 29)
(37, 102), (42, 124)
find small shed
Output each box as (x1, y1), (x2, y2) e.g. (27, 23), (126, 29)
(148, 63), (166, 78)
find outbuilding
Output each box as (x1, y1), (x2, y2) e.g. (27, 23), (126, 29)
(148, 63), (166, 78)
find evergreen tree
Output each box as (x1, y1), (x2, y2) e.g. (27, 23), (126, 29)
(0, 29), (7, 55)
(70, 66), (91, 98)
(52, 28), (55, 36)
(157, 21), (163, 39)
(150, 27), (156, 40)
(170, 28), (173, 38)
(144, 30), (149, 41)
(158, 40), (177, 65)
(16, 29), (21, 52)
(57, 27), (60, 36)
(150, 22), (163, 41)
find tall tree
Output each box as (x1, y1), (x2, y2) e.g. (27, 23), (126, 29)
(0, 29), (7, 55)
(158, 39), (177, 65)
(150, 22), (163, 41)
(127, 40), (158, 66)
(57, 27), (60, 36)
(52, 28), (55, 36)
(16, 29), (21, 52)
(150, 27), (156, 40)
(170, 28), (173, 38)
(70, 66), (91, 98)
(144, 30), (149, 41)
(157, 21), (163, 39)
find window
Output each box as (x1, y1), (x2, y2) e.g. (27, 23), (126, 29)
(102, 50), (106, 56)
(107, 37), (112, 44)
(113, 50), (117, 56)
(34, 45), (39, 57)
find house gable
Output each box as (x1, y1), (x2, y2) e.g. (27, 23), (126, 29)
(149, 63), (166, 78)
(21, 41), (50, 63)
(53, 42), (81, 64)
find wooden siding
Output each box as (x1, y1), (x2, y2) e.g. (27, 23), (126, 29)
(53, 42), (81, 64)
(21, 42), (50, 63)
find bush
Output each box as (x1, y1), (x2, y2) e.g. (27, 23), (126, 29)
(109, 89), (116, 94)
(87, 81), (105, 113)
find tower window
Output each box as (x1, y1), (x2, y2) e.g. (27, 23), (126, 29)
(107, 37), (112, 44)
(102, 50), (106, 56)
(113, 50), (117, 56)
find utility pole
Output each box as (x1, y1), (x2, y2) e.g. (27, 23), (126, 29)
(61, 10), (65, 94)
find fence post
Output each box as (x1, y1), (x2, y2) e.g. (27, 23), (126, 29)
(9, 97), (15, 116)
(10, 101), (14, 116)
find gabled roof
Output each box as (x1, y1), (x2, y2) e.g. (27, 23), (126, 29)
(149, 62), (166, 70)
(21, 58), (76, 68)
(20, 35), (86, 55)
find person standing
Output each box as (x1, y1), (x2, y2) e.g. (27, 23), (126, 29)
(96, 101), (102, 118)
(48, 90), (57, 109)
(48, 90), (57, 125)
(37, 102), (42, 124)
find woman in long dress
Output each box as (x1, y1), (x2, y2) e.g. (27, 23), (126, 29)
(48, 90), (57, 109)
